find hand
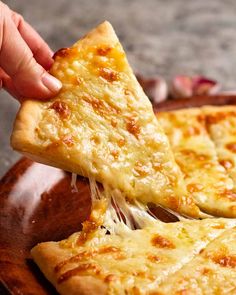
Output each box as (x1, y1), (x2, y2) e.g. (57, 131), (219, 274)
(0, 2), (62, 101)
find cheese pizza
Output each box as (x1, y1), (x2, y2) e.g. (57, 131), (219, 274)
(158, 108), (236, 217)
(10, 20), (236, 295)
(204, 106), (236, 186)
(157, 227), (236, 295)
(11, 21), (199, 218)
(31, 203), (236, 295)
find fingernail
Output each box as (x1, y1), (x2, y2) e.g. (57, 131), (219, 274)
(42, 73), (62, 93)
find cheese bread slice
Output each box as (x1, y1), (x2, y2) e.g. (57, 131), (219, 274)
(31, 218), (236, 295)
(203, 105), (236, 186)
(158, 108), (236, 217)
(11, 21), (199, 217)
(157, 227), (236, 295)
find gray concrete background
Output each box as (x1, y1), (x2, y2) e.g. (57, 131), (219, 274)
(1, 0), (236, 177)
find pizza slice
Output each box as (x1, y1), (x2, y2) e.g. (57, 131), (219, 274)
(203, 105), (236, 186)
(158, 108), (236, 217)
(157, 227), (236, 295)
(11, 21), (200, 217)
(31, 214), (236, 295)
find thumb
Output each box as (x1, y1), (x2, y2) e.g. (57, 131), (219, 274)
(0, 5), (61, 99)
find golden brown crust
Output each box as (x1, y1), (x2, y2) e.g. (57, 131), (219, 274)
(11, 101), (42, 153)
(73, 21), (118, 48)
(31, 242), (107, 295)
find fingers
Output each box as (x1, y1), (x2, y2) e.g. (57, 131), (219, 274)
(0, 3), (62, 100)
(11, 11), (54, 70)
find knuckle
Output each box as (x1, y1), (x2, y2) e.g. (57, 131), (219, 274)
(11, 11), (24, 28)
(12, 53), (35, 78)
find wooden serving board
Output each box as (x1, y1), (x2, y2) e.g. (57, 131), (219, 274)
(1, 95), (236, 295)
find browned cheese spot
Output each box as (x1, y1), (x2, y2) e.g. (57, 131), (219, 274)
(82, 94), (120, 117)
(111, 118), (118, 127)
(91, 135), (101, 144)
(126, 117), (140, 139)
(58, 263), (101, 283)
(197, 114), (205, 124)
(187, 183), (204, 193)
(211, 223), (225, 229)
(226, 142), (236, 153)
(46, 135), (74, 151)
(167, 195), (180, 211)
(153, 162), (163, 171)
(99, 246), (120, 254)
(53, 47), (70, 59)
(62, 135), (74, 147)
(201, 267), (212, 276)
(118, 138), (126, 147)
(133, 161), (149, 177)
(220, 190), (236, 201)
(104, 274), (117, 283)
(55, 246), (122, 273)
(219, 159), (234, 170)
(151, 234), (175, 249)
(211, 254), (236, 268)
(111, 150), (119, 159)
(206, 111), (236, 125)
(147, 254), (161, 263)
(97, 46), (112, 56)
(99, 67), (119, 82)
(184, 126), (201, 137)
(50, 101), (71, 119)
(55, 250), (92, 273)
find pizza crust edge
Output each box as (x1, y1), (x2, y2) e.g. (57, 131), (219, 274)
(31, 242), (108, 295)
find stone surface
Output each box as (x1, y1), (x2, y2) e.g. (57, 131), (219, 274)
(1, 0), (236, 177)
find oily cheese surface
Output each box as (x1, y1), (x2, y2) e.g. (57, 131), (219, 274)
(158, 108), (236, 217)
(31, 218), (236, 295)
(157, 227), (236, 295)
(203, 106), (236, 186)
(11, 21), (199, 217)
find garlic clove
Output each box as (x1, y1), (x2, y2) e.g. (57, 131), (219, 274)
(171, 75), (221, 98)
(171, 75), (193, 98)
(192, 76), (221, 96)
(136, 75), (168, 103)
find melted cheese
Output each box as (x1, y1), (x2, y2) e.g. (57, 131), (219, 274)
(157, 227), (236, 295)
(158, 108), (236, 217)
(11, 21), (200, 218)
(32, 206), (236, 295)
(203, 106), (236, 186)
(32, 178), (236, 295)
